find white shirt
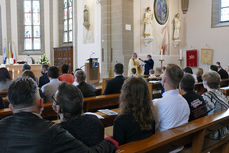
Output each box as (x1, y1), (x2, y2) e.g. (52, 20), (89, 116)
(153, 90), (190, 132)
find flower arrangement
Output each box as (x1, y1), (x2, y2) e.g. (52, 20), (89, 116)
(38, 53), (49, 65)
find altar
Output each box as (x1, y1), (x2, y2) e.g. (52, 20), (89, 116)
(5, 64), (42, 80)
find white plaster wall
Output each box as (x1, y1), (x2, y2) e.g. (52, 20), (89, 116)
(76, 0), (101, 70)
(134, 0), (183, 69)
(184, 0), (229, 72)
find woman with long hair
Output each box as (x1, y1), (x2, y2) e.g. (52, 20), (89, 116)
(113, 77), (155, 145)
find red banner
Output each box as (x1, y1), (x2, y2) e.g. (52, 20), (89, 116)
(186, 50), (198, 67)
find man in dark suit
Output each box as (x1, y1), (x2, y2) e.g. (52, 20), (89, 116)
(74, 70), (97, 98)
(0, 77), (117, 153)
(216, 62), (229, 79)
(104, 63), (126, 95)
(38, 64), (50, 88)
(139, 55), (154, 75)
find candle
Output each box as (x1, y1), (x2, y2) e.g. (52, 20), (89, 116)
(179, 49), (182, 59)
(160, 49), (163, 60)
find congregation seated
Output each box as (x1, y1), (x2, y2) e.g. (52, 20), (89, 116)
(104, 63), (125, 95)
(53, 83), (104, 147)
(58, 64), (74, 84)
(74, 70), (96, 98)
(0, 68), (12, 91)
(148, 69), (156, 78)
(22, 63), (31, 72)
(202, 71), (229, 115)
(202, 71), (229, 140)
(130, 68), (138, 77)
(179, 74), (207, 121)
(183, 66), (197, 82)
(196, 67), (203, 82)
(153, 64), (190, 152)
(0, 77), (117, 152)
(38, 64), (50, 88)
(113, 77), (155, 145)
(22, 70), (45, 99)
(41, 66), (61, 103)
(216, 62), (229, 79)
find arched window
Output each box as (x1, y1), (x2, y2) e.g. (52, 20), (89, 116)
(63, 0), (73, 43)
(24, 0), (41, 51)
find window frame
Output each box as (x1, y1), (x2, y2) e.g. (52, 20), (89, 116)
(63, 0), (73, 44)
(17, 0), (44, 55)
(219, 0), (229, 23)
(212, 0), (229, 28)
(24, 0), (42, 51)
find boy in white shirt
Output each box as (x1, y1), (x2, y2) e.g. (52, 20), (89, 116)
(153, 64), (190, 153)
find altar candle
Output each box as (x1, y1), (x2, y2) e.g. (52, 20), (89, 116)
(160, 49), (163, 60)
(179, 49), (182, 59)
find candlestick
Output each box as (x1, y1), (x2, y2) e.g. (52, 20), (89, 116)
(159, 59), (164, 73)
(160, 49), (163, 60)
(179, 49), (183, 60)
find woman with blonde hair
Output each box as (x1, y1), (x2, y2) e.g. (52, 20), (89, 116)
(113, 77), (155, 145)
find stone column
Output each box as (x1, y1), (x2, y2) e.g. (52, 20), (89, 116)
(101, 0), (134, 77)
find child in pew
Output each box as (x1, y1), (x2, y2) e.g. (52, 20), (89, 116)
(130, 68), (138, 77)
(179, 74), (208, 121)
(52, 82), (105, 147)
(148, 69), (156, 78)
(113, 77), (155, 145)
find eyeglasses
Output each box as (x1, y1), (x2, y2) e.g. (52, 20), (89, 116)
(52, 95), (57, 103)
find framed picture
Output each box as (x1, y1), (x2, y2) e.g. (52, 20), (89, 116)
(186, 50), (198, 67)
(154, 0), (169, 25)
(201, 49), (213, 65)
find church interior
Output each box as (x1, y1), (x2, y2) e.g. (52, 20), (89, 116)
(0, 0), (229, 152)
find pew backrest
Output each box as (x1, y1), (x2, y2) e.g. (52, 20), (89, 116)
(84, 94), (120, 112)
(117, 110), (229, 153)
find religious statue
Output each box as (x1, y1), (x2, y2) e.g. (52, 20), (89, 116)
(83, 5), (90, 30)
(173, 13), (181, 47)
(128, 53), (142, 77)
(144, 7), (154, 46)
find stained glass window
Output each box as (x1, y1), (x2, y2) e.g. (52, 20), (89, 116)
(220, 0), (229, 22)
(63, 0), (73, 43)
(24, 0), (41, 51)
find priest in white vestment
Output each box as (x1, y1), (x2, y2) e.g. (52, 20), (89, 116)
(128, 53), (142, 77)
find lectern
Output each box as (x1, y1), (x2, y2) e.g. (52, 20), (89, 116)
(85, 58), (100, 85)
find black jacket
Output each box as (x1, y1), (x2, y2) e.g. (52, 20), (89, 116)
(218, 68), (229, 80)
(38, 72), (50, 88)
(104, 76), (125, 95)
(0, 112), (116, 153)
(113, 114), (155, 145)
(60, 114), (104, 147)
(77, 82), (97, 98)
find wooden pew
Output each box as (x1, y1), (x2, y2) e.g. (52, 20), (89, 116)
(194, 83), (207, 95)
(220, 86), (229, 96)
(102, 78), (112, 94)
(0, 94), (120, 120)
(0, 91), (7, 98)
(220, 79), (229, 88)
(117, 110), (229, 153)
(96, 108), (120, 127)
(83, 94), (120, 112)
